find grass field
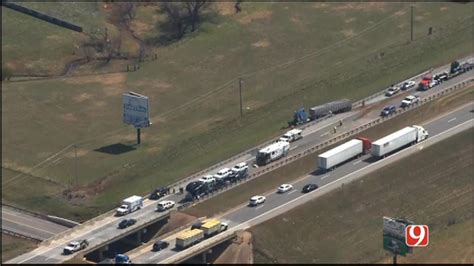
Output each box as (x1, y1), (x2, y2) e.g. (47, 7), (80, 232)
(184, 87), (474, 218)
(1, 234), (38, 263)
(250, 127), (473, 263)
(2, 2), (473, 221)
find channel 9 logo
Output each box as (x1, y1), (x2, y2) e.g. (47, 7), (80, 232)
(405, 225), (429, 247)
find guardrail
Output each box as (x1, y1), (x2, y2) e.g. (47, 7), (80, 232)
(167, 59), (473, 193)
(171, 77), (473, 207)
(2, 228), (42, 243)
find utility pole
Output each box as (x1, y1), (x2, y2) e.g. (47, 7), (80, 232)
(410, 6), (414, 42)
(393, 254), (397, 265)
(239, 78), (243, 117)
(73, 144), (78, 186)
(137, 128), (141, 145)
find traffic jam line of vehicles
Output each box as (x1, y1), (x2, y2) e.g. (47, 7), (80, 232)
(58, 59), (471, 261)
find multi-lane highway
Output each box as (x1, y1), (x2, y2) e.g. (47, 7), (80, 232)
(6, 56), (473, 264)
(2, 206), (68, 241)
(129, 102), (474, 263)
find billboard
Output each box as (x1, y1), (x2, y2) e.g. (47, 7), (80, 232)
(383, 216), (413, 256)
(123, 91), (151, 128)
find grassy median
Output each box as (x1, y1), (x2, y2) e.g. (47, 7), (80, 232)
(1, 234), (38, 263)
(250, 127), (473, 263)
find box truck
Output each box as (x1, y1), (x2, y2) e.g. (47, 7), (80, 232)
(116, 195), (144, 216)
(256, 141), (290, 166)
(279, 129), (303, 143)
(191, 219), (229, 238)
(371, 125), (428, 158)
(175, 229), (205, 250)
(318, 137), (371, 171)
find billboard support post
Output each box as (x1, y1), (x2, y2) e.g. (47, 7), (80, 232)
(137, 128), (141, 145)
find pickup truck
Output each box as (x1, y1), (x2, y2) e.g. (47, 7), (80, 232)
(400, 95), (420, 108)
(63, 239), (89, 255)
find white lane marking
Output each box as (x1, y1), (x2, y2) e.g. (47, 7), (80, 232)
(448, 117), (457, 123)
(353, 160), (362, 165)
(255, 205), (264, 210)
(321, 174), (330, 180)
(2, 217), (57, 235)
(287, 190), (296, 195)
(320, 132), (329, 137)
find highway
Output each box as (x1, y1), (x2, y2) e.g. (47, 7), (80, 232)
(6, 57), (472, 264)
(1, 206), (68, 241)
(129, 102), (474, 263)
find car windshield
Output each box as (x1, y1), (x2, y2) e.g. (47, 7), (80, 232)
(67, 243), (75, 247)
(120, 205), (127, 209)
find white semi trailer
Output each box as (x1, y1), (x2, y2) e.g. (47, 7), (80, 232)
(371, 125), (428, 158)
(318, 138), (372, 171)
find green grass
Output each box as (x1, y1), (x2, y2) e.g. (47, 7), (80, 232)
(2, 2), (473, 220)
(183, 88), (474, 218)
(1, 234), (38, 263)
(250, 128), (474, 263)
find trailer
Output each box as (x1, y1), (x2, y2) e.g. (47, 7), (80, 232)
(318, 137), (371, 171)
(256, 141), (290, 166)
(371, 125), (428, 158)
(175, 229), (205, 250)
(309, 99), (352, 120)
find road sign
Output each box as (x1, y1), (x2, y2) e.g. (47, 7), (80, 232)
(123, 91), (151, 128)
(383, 216), (414, 256)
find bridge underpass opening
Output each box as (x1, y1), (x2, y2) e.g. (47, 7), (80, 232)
(84, 215), (169, 263)
(181, 235), (238, 264)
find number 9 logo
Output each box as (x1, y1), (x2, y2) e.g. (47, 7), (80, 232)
(405, 225), (429, 247)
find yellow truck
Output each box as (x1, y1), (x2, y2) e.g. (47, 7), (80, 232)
(175, 219), (229, 250)
(175, 229), (204, 250)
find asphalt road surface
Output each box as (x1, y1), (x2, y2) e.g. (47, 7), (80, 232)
(7, 57), (472, 264)
(130, 102), (473, 264)
(1, 206), (68, 240)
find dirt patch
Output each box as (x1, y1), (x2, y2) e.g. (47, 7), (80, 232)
(130, 20), (155, 37)
(394, 10), (406, 16)
(344, 17), (356, 23)
(62, 113), (79, 123)
(46, 35), (65, 41)
(214, 55), (225, 61)
(312, 3), (329, 9)
(331, 3), (387, 12)
(62, 175), (116, 204)
(215, 2), (236, 16)
(213, 231), (253, 264)
(252, 40), (271, 48)
(63, 72), (127, 86)
(237, 10), (273, 25)
(157, 211), (198, 236)
(73, 92), (94, 103)
(135, 79), (173, 93)
(341, 29), (356, 38)
(440, 6), (449, 11)
(64, 148), (89, 158)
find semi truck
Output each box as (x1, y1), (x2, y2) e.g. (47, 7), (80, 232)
(175, 228), (205, 250)
(418, 74), (433, 91)
(191, 219), (228, 237)
(116, 195), (143, 216)
(371, 125), (428, 158)
(288, 99), (352, 127)
(256, 141), (290, 166)
(318, 137), (371, 171)
(309, 99), (352, 120)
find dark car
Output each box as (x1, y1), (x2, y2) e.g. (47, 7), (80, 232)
(433, 72), (449, 83)
(152, 240), (169, 251)
(302, 183), (318, 193)
(118, 218), (137, 229)
(149, 187), (169, 200)
(380, 105), (396, 117)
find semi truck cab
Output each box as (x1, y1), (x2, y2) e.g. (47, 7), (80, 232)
(412, 125), (429, 142)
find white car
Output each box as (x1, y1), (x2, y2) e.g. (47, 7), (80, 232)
(400, 95), (420, 108)
(249, 195), (266, 206)
(156, 200), (175, 212)
(214, 168), (232, 180)
(400, 80), (416, 90)
(199, 175), (216, 184)
(385, 86), (400, 96)
(277, 184), (293, 193)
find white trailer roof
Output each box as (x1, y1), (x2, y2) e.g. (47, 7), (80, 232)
(373, 127), (414, 146)
(123, 195), (142, 202)
(319, 139), (362, 158)
(286, 129), (302, 135)
(259, 141), (289, 154)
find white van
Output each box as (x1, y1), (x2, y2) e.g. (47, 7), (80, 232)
(157, 200), (175, 212)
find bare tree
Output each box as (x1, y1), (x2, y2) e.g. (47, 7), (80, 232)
(185, 0), (209, 32)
